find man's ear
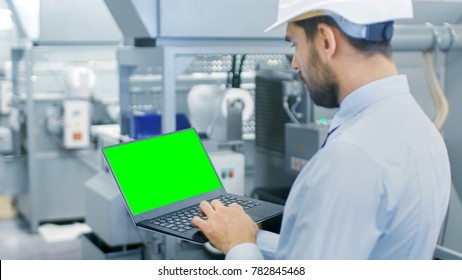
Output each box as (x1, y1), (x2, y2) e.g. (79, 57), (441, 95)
(315, 23), (337, 61)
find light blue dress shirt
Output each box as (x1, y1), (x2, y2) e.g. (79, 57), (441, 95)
(226, 75), (451, 260)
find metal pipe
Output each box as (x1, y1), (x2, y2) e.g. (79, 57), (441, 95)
(392, 24), (462, 52)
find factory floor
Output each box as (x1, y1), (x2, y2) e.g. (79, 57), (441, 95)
(0, 217), (82, 260)
(0, 216), (221, 260)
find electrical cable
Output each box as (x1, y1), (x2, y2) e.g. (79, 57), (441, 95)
(228, 55), (247, 88)
(422, 52), (449, 133)
(228, 55), (237, 88)
(236, 54), (247, 88)
(422, 51), (452, 248)
(283, 96), (300, 124)
(290, 96), (303, 120)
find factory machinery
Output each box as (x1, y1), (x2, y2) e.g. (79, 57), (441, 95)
(1, 0), (462, 260)
(0, 0), (121, 233)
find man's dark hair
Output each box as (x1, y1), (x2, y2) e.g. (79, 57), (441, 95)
(294, 16), (392, 58)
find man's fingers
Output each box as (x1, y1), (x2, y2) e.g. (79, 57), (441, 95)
(198, 200), (214, 217)
(210, 199), (224, 210)
(229, 202), (244, 211)
(191, 216), (206, 229)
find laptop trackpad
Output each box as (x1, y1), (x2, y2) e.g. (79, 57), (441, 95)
(192, 230), (209, 243)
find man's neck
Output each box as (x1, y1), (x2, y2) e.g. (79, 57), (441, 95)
(335, 53), (399, 104)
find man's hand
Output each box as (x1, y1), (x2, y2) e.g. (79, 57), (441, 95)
(191, 200), (259, 254)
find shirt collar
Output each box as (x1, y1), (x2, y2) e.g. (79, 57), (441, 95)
(329, 75), (410, 132)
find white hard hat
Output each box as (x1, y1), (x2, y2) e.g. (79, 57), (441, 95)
(265, 0), (413, 32)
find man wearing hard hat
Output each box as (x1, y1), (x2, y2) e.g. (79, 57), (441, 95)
(193, 0), (451, 259)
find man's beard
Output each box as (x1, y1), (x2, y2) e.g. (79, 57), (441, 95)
(299, 48), (340, 109)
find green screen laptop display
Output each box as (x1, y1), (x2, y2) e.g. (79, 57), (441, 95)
(103, 129), (222, 215)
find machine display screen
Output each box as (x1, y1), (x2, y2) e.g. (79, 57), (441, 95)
(102, 128), (222, 215)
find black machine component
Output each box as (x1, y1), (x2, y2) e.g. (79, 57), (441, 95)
(255, 69), (309, 154)
(253, 69), (310, 208)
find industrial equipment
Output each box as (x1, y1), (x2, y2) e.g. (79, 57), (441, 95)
(83, 171), (144, 260)
(0, 126), (12, 154)
(4, 0), (121, 232)
(285, 123), (328, 175)
(187, 85), (254, 142)
(254, 69), (311, 191)
(0, 81), (12, 115)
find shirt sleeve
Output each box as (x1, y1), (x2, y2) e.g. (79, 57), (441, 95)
(225, 230), (280, 260)
(277, 142), (383, 259)
(225, 243), (263, 260)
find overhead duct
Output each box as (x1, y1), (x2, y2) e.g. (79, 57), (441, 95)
(104, 0), (157, 40)
(104, 0), (280, 40)
(393, 24), (462, 52)
(7, 0), (121, 45)
(103, 0), (462, 51)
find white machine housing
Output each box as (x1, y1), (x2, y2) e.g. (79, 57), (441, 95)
(0, 81), (12, 115)
(0, 127), (13, 154)
(63, 100), (90, 149)
(209, 151), (245, 196)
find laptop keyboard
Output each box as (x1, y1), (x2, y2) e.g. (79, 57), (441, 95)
(148, 194), (261, 233)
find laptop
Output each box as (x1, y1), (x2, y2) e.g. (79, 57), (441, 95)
(102, 128), (284, 244)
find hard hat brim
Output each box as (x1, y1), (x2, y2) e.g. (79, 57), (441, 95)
(264, 0), (413, 33)
(264, 20), (286, 33)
